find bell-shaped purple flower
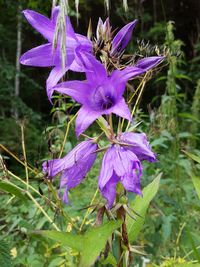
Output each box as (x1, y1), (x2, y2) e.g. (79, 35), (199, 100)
(119, 132), (156, 162)
(42, 140), (97, 203)
(52, 51), (163, 136)
(20, 6), (92, 100)
(99, 131), (157, 208)
(98, 145), (142, 208)
(111, 20), (138, 56)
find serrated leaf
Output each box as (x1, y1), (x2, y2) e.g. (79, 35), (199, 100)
(127, 173), (161, 243)
(0, 181), (28, 202)
(0, 240), (12, 267)
(35, 220), (122, 267)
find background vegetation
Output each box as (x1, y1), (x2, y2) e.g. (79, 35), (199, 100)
(0, 0), (200, 266)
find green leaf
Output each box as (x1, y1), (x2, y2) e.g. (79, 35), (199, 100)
(191, 175), (200, 200)
(0, 181), (27, 202)
(187, 228), (200, 263)
(36, 220), (122, 267)
(127, 173), (161, 243)
(0, 240), (12, 267)
(176, 264), (200, 267)
(101, 252), (117, 266)
(35, 230), (82, 251)
(183, 151), (200, 164)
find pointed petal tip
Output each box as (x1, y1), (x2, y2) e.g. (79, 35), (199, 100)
(22, 9), (36, 19)
(19, 53), (31, 65)
(22, 9), (30, 15)
(130, 19), (138, 27)
(75, 127), (82, 138)
(19, 55), (25, 64)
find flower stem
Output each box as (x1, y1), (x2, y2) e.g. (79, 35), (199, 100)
(109, 114), (113, 133)
(59, 112), (77, 158)
(79, 188), (99, 231)
(116, 206), (124, 267)
(26, 191), (60, 231)
(20, 122), (29, 190)
(0, 144), (37, 174)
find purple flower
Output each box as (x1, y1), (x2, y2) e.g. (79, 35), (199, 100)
(119, 132), (156, 162)
(42, 140), (97, 203)
(20, 6), (92, 100)
(111, 20), (138, 56)
(98, 145), (142, 208)
(52, 51), (161, 136)
(99, 132), (156, 208)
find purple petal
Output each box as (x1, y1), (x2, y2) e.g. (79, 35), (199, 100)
(135, 56), (164, 71)
(110, 66), (146, 87)
(59, 141), (97, 201)
(75, 34), (92, 51)
(51, 6), (59, 24)
(43, 140), (97, 179)
(114, 146), (140, 177)
(52, 80), (90, 104)
(76, 106), (101, 137)
(74, 49), (107, 84)
(111, 20), (138, 56)
(20, 44), (53, 67)
(98, 146), (116, 189)
(46, 49), (74, 93)
(46, 65), (70, 101)
(62, 188), (69, 204)
(110, 98), (132, 121)
(60, 142), (97, 189)
(100, 173), (120, 209)
(121, 171), (142, 195)
(22, 9), (54, 42)
(115, 147), (142, 195)
(66, 16), (78, 42)
(42, 158), (66, 178)
(120, 132), (156, 162)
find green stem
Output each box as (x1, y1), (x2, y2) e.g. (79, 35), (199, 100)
(20, 123), (29, 190)
(59, 112), (77, 158)
(26, 191), (60, 231)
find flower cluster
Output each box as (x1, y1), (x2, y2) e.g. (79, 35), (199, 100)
(21, 6), (163, 208)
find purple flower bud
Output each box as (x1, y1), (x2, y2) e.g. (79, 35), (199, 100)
(42, 140), (97, 203)
(111, 20), (138, 56)
(96, 17), (111, 42)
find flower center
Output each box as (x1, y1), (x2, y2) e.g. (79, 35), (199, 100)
(92, 86), (115, 111)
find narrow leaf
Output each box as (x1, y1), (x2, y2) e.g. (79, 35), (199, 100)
(183, 151), (200, 164)
(127, 173), (161, 243)
(191, 175), (200, 199)
(0, 240), (12, 267)
(0, 181), (27, 201)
